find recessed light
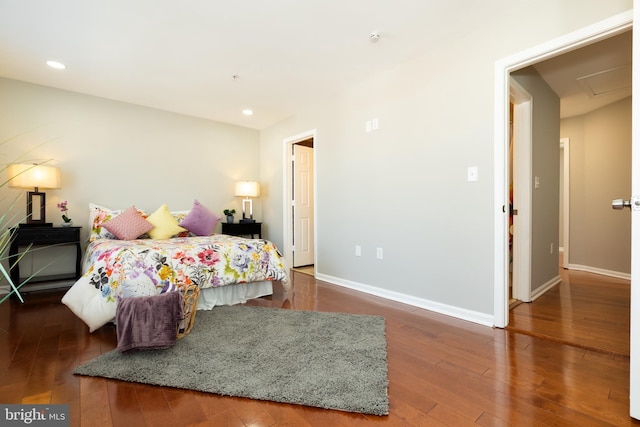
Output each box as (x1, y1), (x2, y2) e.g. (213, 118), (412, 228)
(46, 60), (66, 70)
(242, 109), (253, 116)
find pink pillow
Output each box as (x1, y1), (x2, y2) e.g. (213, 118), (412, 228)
(102, 206), (154, 240)
(179, 199), (221, 236)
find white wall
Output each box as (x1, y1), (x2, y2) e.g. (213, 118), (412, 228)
(561, 96), (632, 276)
(0, 78), (260, 289)
(260, 1), (633, 323)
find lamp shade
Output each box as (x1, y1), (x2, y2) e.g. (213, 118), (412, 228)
(8, 164), (61, 189)
(235, 181), (260, 197)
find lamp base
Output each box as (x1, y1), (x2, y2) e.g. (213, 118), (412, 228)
(239, 218), (256, 223)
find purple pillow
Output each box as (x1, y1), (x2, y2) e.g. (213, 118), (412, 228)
(179, 199), (221, 236)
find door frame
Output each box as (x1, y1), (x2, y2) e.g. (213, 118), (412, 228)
(630, 3), (639, 419)
(493, 11), (633, 328)
(560, 137), (570, 269)
(510, 79), (533, 302)
(282, 129), (317, 271)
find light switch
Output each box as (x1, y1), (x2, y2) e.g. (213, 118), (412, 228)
(535, 176), (540, 189)
(467, 166), (478, 182)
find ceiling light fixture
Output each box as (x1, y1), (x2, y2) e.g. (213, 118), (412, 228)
(46, 60), (66, 69)
(242, 109), (253, 116)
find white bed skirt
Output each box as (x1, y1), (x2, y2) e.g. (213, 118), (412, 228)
(197, 281), (273, 310)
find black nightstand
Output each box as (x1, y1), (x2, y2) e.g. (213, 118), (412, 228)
(221, 222), (262, 239)
(9, 225), (82, 287)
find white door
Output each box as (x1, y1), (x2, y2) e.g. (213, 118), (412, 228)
(292, 144), (314, 267)
(510, 83), (533, 303)
(629, 3), (639, 418)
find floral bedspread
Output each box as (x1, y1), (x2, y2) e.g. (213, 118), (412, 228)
(83, 235), (289, 304)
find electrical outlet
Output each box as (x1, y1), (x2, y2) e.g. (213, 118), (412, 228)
(376, 248), (383, 259)
(355, 245), (361, 256)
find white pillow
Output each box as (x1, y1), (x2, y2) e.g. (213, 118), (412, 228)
(61, 276), (116, 332)
(121, 274), (158, 298)
(88, 203), (123, 242)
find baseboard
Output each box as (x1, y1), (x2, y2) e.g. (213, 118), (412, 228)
(315, 273), (494, 327)
(567, 264), (630, 280)
(530, 275), (561, 301)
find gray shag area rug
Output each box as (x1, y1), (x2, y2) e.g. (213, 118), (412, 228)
(74, 305), (389, 416)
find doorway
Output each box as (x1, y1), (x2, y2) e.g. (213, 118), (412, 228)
(493, 12), (633, 328)
(283, 129), (317, 276)
(496, 15), (638, 418)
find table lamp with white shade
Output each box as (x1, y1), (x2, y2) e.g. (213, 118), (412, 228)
(8, 163), (61, 226)
(235, 181), (260, 223)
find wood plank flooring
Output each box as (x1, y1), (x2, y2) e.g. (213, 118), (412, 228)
(508, 266), (631, 357)
(0, 270), (638, 426)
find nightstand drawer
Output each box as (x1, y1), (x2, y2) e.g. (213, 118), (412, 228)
(222, 222), (262, 238)
(15, 227), (81, 245)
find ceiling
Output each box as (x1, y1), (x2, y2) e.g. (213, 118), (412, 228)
(532, 30), (632, 119)
(0, 2), (632, 129)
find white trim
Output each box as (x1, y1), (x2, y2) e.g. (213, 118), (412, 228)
(493, 10), (633, 328)
(510, 78), (533, 303)
(316, 273), (494, 327)
(567, 264), (631, 281)
(282, 129), (318, 271)
(560, 138), (570, 269)
(494, 58), (510, 328)
(632, 2), (640, 419)
(529, 275), (561, 301)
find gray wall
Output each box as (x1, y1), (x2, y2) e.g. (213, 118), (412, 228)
(259, 1), (630, 322)
(511, 67), (561, 293)
(561, 96), (632, 275)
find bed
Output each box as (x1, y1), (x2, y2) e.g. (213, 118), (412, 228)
(62, 201), (290, 332)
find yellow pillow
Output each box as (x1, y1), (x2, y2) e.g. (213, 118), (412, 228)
(146, 204), (187, 239)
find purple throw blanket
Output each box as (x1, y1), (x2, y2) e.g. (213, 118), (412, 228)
(116, 291), (184, 353)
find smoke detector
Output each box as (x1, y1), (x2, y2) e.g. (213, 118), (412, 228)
(370, 31), (380, 42)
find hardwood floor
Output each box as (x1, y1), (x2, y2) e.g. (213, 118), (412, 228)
(508, 265), (631, 357)
(0, 270), (638, 426)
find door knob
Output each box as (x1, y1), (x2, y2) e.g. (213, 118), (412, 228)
(612, 198), (631, 210)
(612, 197), (640, 210)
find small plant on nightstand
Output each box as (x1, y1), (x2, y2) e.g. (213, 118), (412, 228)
(223, 209), (236, 223)
(57, 200), (73, 226)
